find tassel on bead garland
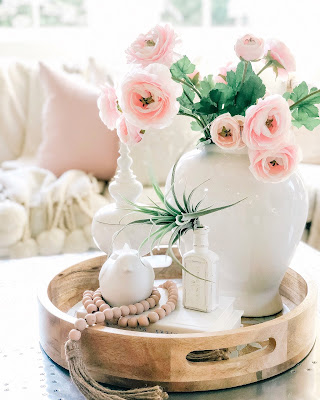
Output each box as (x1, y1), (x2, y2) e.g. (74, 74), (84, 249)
(65, 339), (168, 400)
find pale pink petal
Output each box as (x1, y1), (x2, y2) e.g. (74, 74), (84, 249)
(235, 34), (264, 61)
(248, 143), (301, 183)
(210, 113), (246, 150)
(97, 84), (120, 131)
(117, 63), (182, 130)
(242, 94), (292, 150)
(126, 24), (179, 67)
(264, 39), (296, 78)
(116, 115), (143, 146)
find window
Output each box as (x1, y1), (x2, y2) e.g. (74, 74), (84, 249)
(161, 0), (245, 27)
(0, 0), (87, 28)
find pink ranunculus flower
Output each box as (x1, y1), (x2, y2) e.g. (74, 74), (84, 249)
(116, 115), (143, 146)
(126, 24), (178, 67)
(234, 34), (264, 61)
(248, 143), (301, 183)
(117, 63), (183, 130)
(242, 94), (291, 150)
(97, 84), (120, 131)
(215, 61), (237, 84)
(210, 113), (246, 150)
(265, 39), (296, 78)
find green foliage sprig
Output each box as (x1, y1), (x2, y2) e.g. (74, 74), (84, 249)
(170, 54), (320, 143)
(123, 162), (244, 278)
(283, 82), (320, 130)
(170, 56), (266, 145)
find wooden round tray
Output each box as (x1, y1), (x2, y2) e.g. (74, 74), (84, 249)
(38, 249), (318, 392)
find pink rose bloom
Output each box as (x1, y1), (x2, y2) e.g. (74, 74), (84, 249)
(116, 115), (142, 146)
(215, 61), (237, 84)
(265, 39), (296, 78)
(97, 84), (120, 131)
(210, 113), (246, 150)
(242, 94), (291, 150)
(126, 24), (178, 67)
(235, 34), (264, 61)
(249, 144), (301, 183)
(117, 63), (183, 130)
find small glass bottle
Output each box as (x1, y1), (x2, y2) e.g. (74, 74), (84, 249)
(182, 226), (219, 312)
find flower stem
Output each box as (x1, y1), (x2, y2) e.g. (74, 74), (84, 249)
(179, 109), (204, 127)
(179, 108), (210, 139)
(240, 61), (249, 86)
(290, 89), (320, 110)
(172, 76), (202, 99)
(257, 60), (273, 76)
(180, 86), (210, 138)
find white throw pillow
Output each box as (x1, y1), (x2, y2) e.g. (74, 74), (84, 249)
(22, 64), (45, 158)
(0, 61), (29, 162)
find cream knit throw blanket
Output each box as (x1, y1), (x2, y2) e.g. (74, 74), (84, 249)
(0, 166), (108, 258)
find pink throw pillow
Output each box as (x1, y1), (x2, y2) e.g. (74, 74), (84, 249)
(37, 63), (119, 180)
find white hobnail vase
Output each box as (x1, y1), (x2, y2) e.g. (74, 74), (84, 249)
(165, 143), (308, 317)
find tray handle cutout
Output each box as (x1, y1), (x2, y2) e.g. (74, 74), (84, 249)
(186, 338), (276, 364)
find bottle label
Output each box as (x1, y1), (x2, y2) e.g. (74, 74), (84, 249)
(183, 256), (216, 313)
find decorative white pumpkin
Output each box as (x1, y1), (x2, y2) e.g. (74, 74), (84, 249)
(0, 200), (27, 248)
(99, 244), (155, 307)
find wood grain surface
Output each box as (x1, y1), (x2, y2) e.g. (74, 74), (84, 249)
(38, 248), (317, 392)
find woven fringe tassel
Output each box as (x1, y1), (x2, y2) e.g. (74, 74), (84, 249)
(65, 340), (168, 400)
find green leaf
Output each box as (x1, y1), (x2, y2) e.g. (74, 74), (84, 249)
(127, 219), (154, 225)
(235, 75), (266, 113)
(183, 188), (190, 213)
(151, 181), (165, 204)
(214, 83), (235, 105)
(225, 70), (236, 88)
(193, 97), (215, 115)
(190, 120), (203, 131)
(292, 118), (320, 130)
(177, 84), (196, 111)
(183, 198), (246, 219)
(146, 196), (168, 214)
(235, 61), (253, 88)
(170, 160), (186, 213)
(152, 222), (177, 251)
(190, 71), (200, 86)
(287, 82), (320, 130)
(187, 178), (210, 205)
(290, 81), (309, 103)
(199, 75), (215, 97)
(300, 103), (319, 118)
(292, 108), (320, 130)
(170, 55), (195, 79)
(167, 226), (210, 281)
(283, 92), (291, 101)
(194, 61), (264, 118)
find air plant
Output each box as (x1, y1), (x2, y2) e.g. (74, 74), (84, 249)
(122, 161), (245, 279)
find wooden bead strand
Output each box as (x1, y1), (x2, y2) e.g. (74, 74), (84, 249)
(68, 280), (178, 341)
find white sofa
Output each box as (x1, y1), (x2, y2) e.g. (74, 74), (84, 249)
(0, 60), (319, 258)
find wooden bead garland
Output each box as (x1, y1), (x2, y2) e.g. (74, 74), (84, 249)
(68, 280), (178, 341)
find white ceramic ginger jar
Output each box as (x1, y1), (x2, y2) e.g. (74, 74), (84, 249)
(165, 144), (308, 317)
